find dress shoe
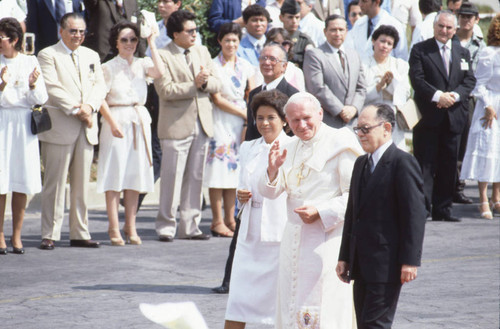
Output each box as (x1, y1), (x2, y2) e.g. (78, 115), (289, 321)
(108, 228), (125, 246)
(69, 239), (100, 248)
(183, 233), (210, 240)
(210, 223), (233, 238)
(10, 239), (24, 254)
(0, 248), (7, 255)
(123, 230), (142, 245)
(158, 235), (174, 242)
(212, 284), (229, 294)
(479, 202), (493, 220)
(40, 239), (55, 250)
(453, 192), (473, 204)
(432, 215), (461, 222)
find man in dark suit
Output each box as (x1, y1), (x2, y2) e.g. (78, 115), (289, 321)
(337, 104), (427, 329)
(26, 0), (85, 54)
(245, 43), (299, 141)
(409, 10), (476, 222)
(303, 14), (366, 128)
(83, 0), (141, 61)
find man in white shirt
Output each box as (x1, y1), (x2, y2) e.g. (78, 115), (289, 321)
(345, 0), (408, 62)
(237, 4), (270, 67)
(391, 0), (422, 36)
(297, 0), (326, 47)
(410, 0), (441, 49)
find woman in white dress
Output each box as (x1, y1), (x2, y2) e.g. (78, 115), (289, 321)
(96, 22), (163, 245)
(0, 18), (48, 254)
(204, 23), (254, 237)
(225, 90), (290, 329)
(460, 14), (500, 219)
(364, 25), (411, 151)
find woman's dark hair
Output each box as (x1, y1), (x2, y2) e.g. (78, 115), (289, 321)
(166, 10), (196, 40)
(251, 90), (289, 123)
(487, 13), (500, 47)
(218, 22), (242, 42)
(0, 17), (23, 52)
(371, 24), (399, 48)
(265, 28), (293, 60)
(108, 21), (139, 56)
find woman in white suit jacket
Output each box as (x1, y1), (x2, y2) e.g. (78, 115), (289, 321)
(224, 90), (291, 329)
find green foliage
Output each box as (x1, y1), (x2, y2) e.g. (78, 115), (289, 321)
(136, 0), (219, 56)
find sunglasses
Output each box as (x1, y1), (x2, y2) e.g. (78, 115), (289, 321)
(119, 37), (139, 44)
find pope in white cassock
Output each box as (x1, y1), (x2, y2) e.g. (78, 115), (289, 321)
(259, 92), (363, 329)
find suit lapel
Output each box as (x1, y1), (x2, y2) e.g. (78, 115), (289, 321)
(56, 42), (82, 90)
(191, 47), (201, 78)
(168, 43), (193, 79)
(448, 44), (461, 83)
(43, 0), (56, 20)
(321, 43), (347, 88)
(352, 156), (366, 220)
(357, 144), (396, 214)
(428, 39), (449, 80)
(105, 0), (121, 23)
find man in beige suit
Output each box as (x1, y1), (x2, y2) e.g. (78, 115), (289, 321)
(37, 13), (106, 250)
(154, 10), (221, 242)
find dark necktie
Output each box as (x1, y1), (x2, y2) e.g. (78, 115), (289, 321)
(54, 0), (65, 24)
(362, 155), (373, 188)
(338, 49), (345, 73)
(367, 19), (373, 38)
(184, 49), (194, 75)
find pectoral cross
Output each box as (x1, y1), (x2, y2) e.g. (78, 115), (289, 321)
(296, 163), (310, 186)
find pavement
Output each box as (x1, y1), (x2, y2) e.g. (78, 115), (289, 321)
(0, 182), (498, 329)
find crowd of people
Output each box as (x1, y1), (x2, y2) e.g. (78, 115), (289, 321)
(0, 0), (499, 328)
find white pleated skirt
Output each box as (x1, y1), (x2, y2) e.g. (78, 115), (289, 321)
(0, 107), (41, 195)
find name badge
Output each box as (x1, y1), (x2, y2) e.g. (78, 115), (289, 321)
(460, 59), (469, 71)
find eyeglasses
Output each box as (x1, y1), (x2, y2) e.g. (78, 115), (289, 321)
(183, 28), (198, 36)
(67, 29), (86, 36)
(353, 121), (385, 134)
(119, 37), (139, 44)
(350, 12), (363, 17)
(259, 55), (285, 64)
(0, 36), (11, 41)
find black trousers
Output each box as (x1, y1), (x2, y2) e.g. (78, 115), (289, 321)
(220, 218), (241, 287)
(353, 279), (402, 329)
(413, 122), (461, 218)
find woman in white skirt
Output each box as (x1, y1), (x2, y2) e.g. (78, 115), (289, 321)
(460, 15), (500, 219)
(0, 18), (48, 254)
(225, 90), (290, 328)
(96, 22), (163, 245)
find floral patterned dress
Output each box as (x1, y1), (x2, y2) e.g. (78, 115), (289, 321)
(204, 54), (253, 188)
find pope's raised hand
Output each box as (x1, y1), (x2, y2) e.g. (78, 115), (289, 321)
(267, 140), (287, 182)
